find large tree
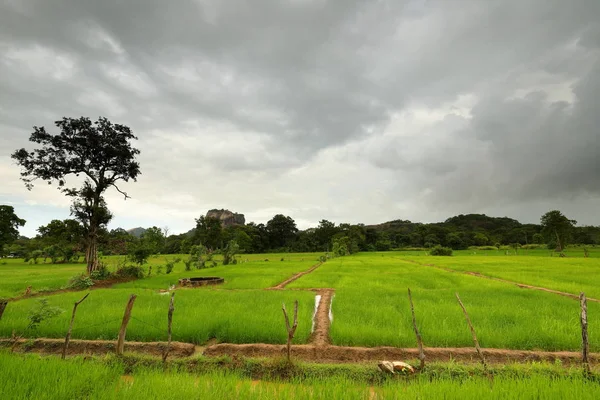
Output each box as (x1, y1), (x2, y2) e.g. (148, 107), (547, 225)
(266, 214), (298, 249)
(0, 205), (26, 256)
(540, 210), (577, 252)
(12, 117), (141, 273)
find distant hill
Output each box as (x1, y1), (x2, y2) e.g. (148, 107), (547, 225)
(127, 227), (147, 238)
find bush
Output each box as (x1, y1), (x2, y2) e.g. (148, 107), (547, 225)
(90, 264), (112, 280)
(429, 246), (453, 256)
(67, 274), (95, 290)
(127, 245), (153, 266)
(115, 265), (145, 279)
(165, 258), (180, 274)
(27, 299), (64, 331)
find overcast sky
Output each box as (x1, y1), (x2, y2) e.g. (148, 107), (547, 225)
(1, 0), (599, 237)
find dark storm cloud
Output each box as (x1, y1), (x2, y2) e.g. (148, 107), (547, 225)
(1, 0), (600, 233)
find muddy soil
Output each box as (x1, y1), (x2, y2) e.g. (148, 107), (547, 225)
(1, 338), (195, 358)
(203, 343), (600, 365)
(310, 289), (334, 346)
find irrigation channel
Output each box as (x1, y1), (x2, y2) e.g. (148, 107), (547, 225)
(2, 260), (598, 368)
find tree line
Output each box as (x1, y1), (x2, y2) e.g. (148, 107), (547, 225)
(1, 208), (596, 262)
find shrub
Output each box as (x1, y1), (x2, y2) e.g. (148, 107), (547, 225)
(429, 246), (453, 256)
(127, 245), (153, 266)
(67, 274), (95, 289)
(90, 264), (112, 280)
(27, 299), (64, 330)
(165, 258), (180, 274)
(223, 240), (239, 266)
(115, 265), (145, 279)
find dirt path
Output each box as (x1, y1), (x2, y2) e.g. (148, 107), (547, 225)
(310, 289), (334, 346)
(402, 259), (600, 303)
(203, 343), (600, 365)
(5, 337), (599, 365)
(1, 338), (194, 357)
(268, 262), (322, 290)
(6, 277), (138, 302)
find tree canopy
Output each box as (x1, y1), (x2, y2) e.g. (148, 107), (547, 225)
(12, 116), (141, 272)
(0, 205), (26, 256)
(540, 210), (577, 252)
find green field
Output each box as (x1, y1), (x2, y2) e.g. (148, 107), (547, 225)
(287, 253), (600, 350)
(0, 253), (322, 299)
(401, 254), (600, 299)
(1, 251), (599, 351)
(2, 351), (599, 400)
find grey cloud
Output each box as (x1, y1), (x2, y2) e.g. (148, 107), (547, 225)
(1, 0), (600, 233)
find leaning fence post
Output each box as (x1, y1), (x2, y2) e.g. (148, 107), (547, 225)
(0, 301), (7, 321)
(456, 293), (487, 369)
(408, 288), (425, 370)
(162, 292), (175, 363)
(62, 293), (90, 359)
(282, 300), (299, 363)
(580, 292), (590, 376)
(117, 294), (137, 356)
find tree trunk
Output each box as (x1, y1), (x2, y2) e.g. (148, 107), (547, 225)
(86, 228), (99, 274)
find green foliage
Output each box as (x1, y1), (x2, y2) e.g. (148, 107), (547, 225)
(194, 216), (223, 250)
(222, 240), (239, 265)
(26, 298), (63, 330)
(332, 237), (349, 257)
(140, 226), (165, 255)
(43, 245), (62, 264)
(127, 245), (153, 266)
(90, 264), (112, 280)
(29, 250), (43, 264)
(165, 257), (181, 274)
(0, 205), (26, 255)
(68, 274), (95, 289)
(188, 244), (216, 269)
(266, 214), (298, 249)
(541, 210), (577, 252)
(429, 245), (453, 256)
(11, 116), (141, 273)
(115, 265), (145, 279)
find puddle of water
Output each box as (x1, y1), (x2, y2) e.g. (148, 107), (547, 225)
(311, 295), (321, 333)
(328, 294), (335, 322)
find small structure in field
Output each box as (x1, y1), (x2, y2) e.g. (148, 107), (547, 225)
(178, 277), (224, 287)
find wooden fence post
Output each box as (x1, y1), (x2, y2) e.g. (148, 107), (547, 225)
(62, 293), (90, 359)
(580, 292), (590, 376)
(282, 300), (298, 363)
(408, 288), (425, 370)
(117, 294), (137, 356)
(0, 301), (7, 321)
(456, 293), (487, 369)
(162, 292), (175, 363)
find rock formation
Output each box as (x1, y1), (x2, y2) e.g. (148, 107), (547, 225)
(205, 209), (245, 227)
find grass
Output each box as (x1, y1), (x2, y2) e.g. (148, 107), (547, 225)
(0, 258), (84, 299)
(400, 254), (600, 299)
(288, 254), (600, 350)
(0, 288), (315, 345)
(0, 253), (321, 298)
(2, 251), (599, 351)
(2, 351), (600, 400)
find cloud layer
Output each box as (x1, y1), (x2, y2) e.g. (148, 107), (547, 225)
(1, 0), (599, 236)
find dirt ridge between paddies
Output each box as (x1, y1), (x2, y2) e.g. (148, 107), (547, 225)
(5, 338), (600, 366)
(1, 338), (194, 357)
(309, 289), (334, 346)
(267, 262), (323, 290)
(5, 276), (138, 302)
(401, 259), (600, 303)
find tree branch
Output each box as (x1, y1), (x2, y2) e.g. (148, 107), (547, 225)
(112, 183), (130, 200)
